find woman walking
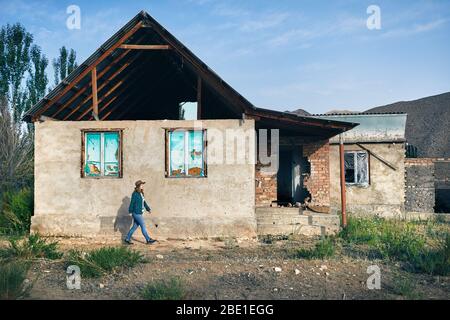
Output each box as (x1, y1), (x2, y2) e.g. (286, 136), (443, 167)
(124, 180), (157, 245)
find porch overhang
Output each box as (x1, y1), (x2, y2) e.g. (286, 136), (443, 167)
(248, 107), (358, 139)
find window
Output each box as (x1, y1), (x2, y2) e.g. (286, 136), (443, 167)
(166, 129), (206, 177)
(344, 151), (369, 186)
(82, 130), (122, 178)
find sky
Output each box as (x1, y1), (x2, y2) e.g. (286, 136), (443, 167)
(1, 0), (449, 113)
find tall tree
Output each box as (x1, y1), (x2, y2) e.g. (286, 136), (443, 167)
(0, 23), (33, 122)
(0, 96), (34, 194)
(52, 46), (78, 86)
(26, 45), (48, 111)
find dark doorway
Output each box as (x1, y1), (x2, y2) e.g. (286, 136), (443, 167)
(277, 149), (293, 203)
(277, 146), (310, 205)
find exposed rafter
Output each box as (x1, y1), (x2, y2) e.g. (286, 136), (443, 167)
(31, 21), (143, 121)
(119, 44), (170, 50)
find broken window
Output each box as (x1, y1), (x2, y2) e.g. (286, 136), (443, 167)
(179, 102), (198, 120)
(82, 131), (122, 178)
(344, 151), (369, 186)
(166, 129), (206, 177)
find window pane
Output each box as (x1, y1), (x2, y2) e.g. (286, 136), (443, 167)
(85, 133), (101, 176)
(188, 130), (204, 176)
(104, 132), (120, 176)
(169, 131), (186, 176)
(344, 152), (355, 183)
(356, 152), (368, 184)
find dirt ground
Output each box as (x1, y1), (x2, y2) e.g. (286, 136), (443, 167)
(22, 236), (450, 300)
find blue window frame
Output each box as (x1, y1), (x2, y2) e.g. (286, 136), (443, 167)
(83, 130), (122, 178)
(167, 129), (206, 177)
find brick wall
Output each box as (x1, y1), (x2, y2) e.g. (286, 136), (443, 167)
(255, 138), (331, 212)
(255, 165), (277, 207)
(303, 140), (330, 212)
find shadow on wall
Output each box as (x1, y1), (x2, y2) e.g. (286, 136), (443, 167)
(114, 196), (132, 238)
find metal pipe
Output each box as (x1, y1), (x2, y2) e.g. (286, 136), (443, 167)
(339, 134), (347, 227)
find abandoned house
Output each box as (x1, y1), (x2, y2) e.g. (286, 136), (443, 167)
(314, 113), (407, 217)
(22, 11), (360, 239)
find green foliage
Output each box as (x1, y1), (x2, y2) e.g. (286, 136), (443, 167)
(378, 224), (425, 260)
(410, 233), (450, 276)
(66, 246), (146, 278)
(141, 277), (185, 300)
(295, 237), (336, 259)
(52, 46), (78, 86)
(26, 45), (48, 113)
(0, 233), (62, 261)
(391, 276), (423, 300)
(339, 216), (383, 245)
(340, 217), (449, 275)
(0, 188), (33, 235)
(0, 23), (33, 121)
(0, 260), (31, 300)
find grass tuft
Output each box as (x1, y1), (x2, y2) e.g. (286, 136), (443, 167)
(340, 217), (449, 275)
(66, 246), (146, 278)
(141, 277), (185, 300)
(0, 260), (31, 300)
(295, 237), (336, 259)
(409, 233), (450, 276)
(0, 233), (62, 261)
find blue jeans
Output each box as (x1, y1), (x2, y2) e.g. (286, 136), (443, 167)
(125, 213), (151, 242)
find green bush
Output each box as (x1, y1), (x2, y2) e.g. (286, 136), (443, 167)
(339, 216), (383, 245)
(410, 233), (450, 276)
(0, 188), (33, 235)
(377, 223), (426, 260)
(391, 276), (423, 300)
(66, 246), (146, 278)
(295, 237), (336, 259)
(141, 277), (185, 300)
(0, 260), (31, 300)
(0, 233), (62, 261)
(340, 217), (449, 276)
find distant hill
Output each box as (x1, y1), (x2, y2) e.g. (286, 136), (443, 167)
(288, 108), (311, 116)
(323, 110), (361, 115)
(366, 92), (450, 158)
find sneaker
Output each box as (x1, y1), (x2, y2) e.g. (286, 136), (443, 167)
(146, 239), (157, 245)
(124, 239), (133, 245)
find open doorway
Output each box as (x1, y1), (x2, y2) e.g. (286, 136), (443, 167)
(277, 146), (309, 205)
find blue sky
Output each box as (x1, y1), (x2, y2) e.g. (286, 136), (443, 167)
(1, 0), (449, 113)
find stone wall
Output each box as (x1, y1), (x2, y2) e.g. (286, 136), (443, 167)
(404, 158), (435, 212)
(435, 160), (450, 213)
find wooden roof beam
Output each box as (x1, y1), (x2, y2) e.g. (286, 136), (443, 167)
(75, 54), (154, 121)
(119, 44), (170, 50)
(50, 49), (132, 118)
(62, 51), (144, 121)
(31, 21), (143, 121)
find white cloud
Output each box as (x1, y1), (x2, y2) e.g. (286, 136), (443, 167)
(381, 18), (448, 38)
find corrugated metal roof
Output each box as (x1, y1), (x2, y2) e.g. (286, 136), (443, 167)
(313, 113), (407, 143)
